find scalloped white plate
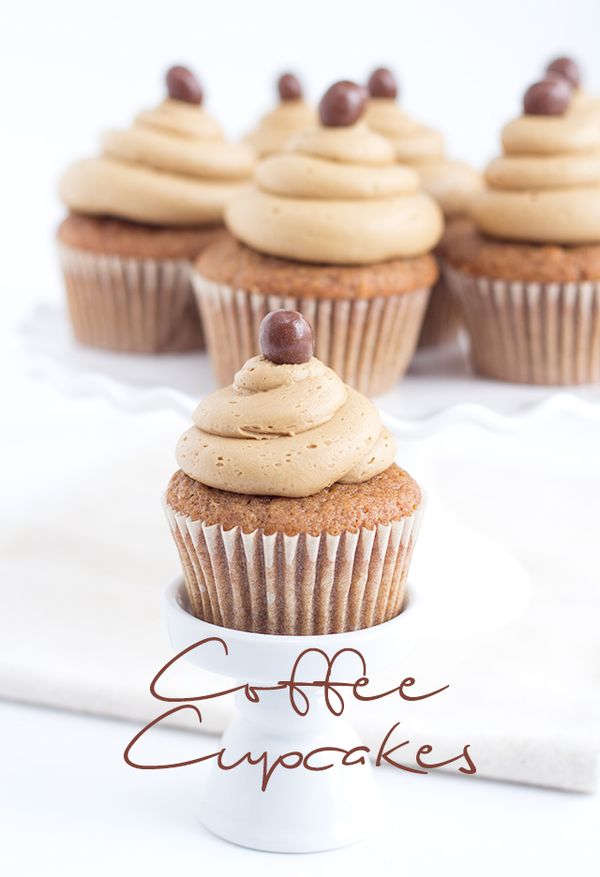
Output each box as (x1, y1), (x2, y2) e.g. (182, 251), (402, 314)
(20, 303), (600, 434)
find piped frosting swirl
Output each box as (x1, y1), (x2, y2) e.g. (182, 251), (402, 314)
(59, 97), (255, 226)
(365, 97), (482, 218)
(472, 105), (600, 244)
(245, 100), (316, 157)
(176, 355), (396, 497)
(365, 99), (445, 161)
(227, 119), (442, 264)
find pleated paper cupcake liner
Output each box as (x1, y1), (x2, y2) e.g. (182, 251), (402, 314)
(191, 271), (431, 395)
(58, 242), (204, 353)
(417, 276), (463, 348)
(164, 500), (425, 635)
(444, 263), (600, 385)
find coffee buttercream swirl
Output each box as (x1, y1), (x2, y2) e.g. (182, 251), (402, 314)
(365, 98), (482, 217)
(59, 99), (255, 226)
(472, 109), (600, 243)
(245, 100), (317, 157)
(226, 121), (442, 264)
(176, 356), (396, 497)
(365, 98), (445, 161)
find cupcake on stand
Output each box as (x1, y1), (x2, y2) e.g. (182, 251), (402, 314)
(165, 309), (424, 635)
(161, 308), (427, 850)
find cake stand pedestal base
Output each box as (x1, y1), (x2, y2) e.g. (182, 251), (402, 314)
(162, 577), (420, 853)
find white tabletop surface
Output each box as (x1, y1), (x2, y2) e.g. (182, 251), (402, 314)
(1, 699), (598, 876)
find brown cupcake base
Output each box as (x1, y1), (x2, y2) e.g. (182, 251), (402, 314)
(167, 465), (422, 537)
(445, 264), (600, 384)
(165, 466), (423, 635)
(441, 222), (600, 384)
(193, 233), (437, 394)
(418, 221), (466, 348)
(57, 215), (224, 353)
(58, 214), (223, 260)
(417, 276), (462, 348)
(440, 220), (600, 284)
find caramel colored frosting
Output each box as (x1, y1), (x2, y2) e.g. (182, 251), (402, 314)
(571, 88), (600, 121)
(413, 158), (483, 218)
(226, 122), (442, 264)
(59, 99), (255, 226)
(176, 355), (396, 497)
(245, 100), (317, 157)
(365, 98), (445, 160)
(365, 98), (482, 218)
(472, 109), (600, 244)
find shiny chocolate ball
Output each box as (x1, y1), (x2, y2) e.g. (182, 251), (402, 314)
(546, 56), (581, 89)
(259, 310), (314, 365)
(166, 65), (203, 104)
(523, 78), (571, 116)
(278, 72), (303, 101)
(367, 67), (398, 99)
(319, 80), (368, 127)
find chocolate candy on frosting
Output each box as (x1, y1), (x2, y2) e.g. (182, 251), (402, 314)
(278, 73), (303, 101)
(259, 310), (314, 365)
(166, 65), (203, 105)
(546, 56), (581, 89)
(523, 79), (571, 116)
(544, 69), (574, 90)
(367, 67), (398, 100)
(319, 81), (368, 127)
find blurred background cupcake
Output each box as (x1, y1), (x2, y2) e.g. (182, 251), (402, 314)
(443, 71), (600, 384)
(244, 72), (316, 158)
(57, 65), (254, 354)
(365, 66), (482, 348)
(192, 80), (443, 396)
(165, 310), (423, 635)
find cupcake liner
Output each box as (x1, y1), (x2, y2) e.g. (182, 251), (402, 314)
(444, 264), (600, 384)
(164, 499), (424, 635)
(191, 272), (431, 395)
(58, 242), (204, 353)
(417, 275), (463, 348)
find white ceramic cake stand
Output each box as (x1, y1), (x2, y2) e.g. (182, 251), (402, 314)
(162, 576), (422, 854)
(20, 303), (600, 429)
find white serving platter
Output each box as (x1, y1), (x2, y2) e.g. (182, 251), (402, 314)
(20, 303), (600, 433)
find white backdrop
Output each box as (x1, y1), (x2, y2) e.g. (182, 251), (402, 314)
(3, 0), (600, 326)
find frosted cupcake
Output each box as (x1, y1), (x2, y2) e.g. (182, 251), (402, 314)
(245, 73), (316, 157)
(192, 81), (442, 395)
(365, 67), (482, 347)
(58, 66), (254, 353)
(165, 310), (423, 635)
(443, 77), (600, 384)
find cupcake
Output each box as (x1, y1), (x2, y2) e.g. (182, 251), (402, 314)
(192, 80), (443, 396)
(442, 77), (600, 384)
(58, 65), (254, 353)
(365, 67), (482, 347)
(245, 72), (316, 158)
(165, 310), (424, 635)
